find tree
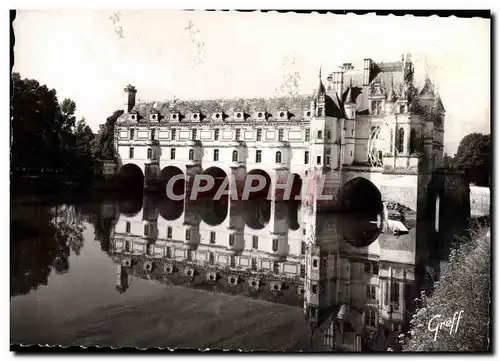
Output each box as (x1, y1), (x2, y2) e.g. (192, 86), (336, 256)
(442, 153), (454, 169)
(92, 109), (124, 162)
(11, 73), (98, 189)
(403, 227), (490, 351)
(11, 72), (62, 174)
(452, 133), (491, 187)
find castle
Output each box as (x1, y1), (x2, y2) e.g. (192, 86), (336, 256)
(114, 53), (445, 214)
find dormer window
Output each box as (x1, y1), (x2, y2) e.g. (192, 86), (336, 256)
(191, 113), (201, 122)
(255, 111), (266, 121)
(170, 112), (180, 122)
(149, 112), (159, 122)
(130, 113), (137, 122)
(234, 112), (244, 120)
(277, 110), (288, 120)
(213, 112), (223, 121)
(304, 110), (312, 118)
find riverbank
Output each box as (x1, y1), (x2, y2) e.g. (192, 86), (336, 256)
(403, 225), (491, 352)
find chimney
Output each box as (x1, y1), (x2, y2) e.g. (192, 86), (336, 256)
(342, 63), (354, 72)
(332, 71), (344, 99)
(124, 84), (137, 113)
(363, 58), (372, 86)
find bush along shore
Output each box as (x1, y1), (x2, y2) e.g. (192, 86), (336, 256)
(402, 220), (491, 352)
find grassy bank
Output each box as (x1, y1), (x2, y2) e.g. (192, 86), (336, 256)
(402, 224), (491, 352)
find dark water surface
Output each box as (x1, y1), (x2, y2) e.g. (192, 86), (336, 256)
(10, 193), (415, 351)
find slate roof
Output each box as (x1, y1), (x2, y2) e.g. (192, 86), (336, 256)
(117, 57), (444, 124)
(117, 95), (314, 124)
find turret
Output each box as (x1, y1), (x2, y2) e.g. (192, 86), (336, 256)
(313, 68), (326, 118)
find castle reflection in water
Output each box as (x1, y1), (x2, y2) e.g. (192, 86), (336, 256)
(110, 193), (419, 352)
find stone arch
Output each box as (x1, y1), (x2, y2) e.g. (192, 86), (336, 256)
(289, 173), (303, 201)
(160, 166), (185, 199)
(337, 213), (382, 248)
(244, 198), (271, 230)
(116, 163), (144, 190)
(118, 195), (143, 217)
(244, 169), (272, 200)
(201, 198), (228, 226)
(159, 198), (184, 221)
(201, 166), (228, 199)
(287, 201), (300, 231)
(337, 177), (383, 215)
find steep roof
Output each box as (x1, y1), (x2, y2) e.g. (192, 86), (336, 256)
(117, 95), (313, 124)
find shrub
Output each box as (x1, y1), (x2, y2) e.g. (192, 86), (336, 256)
(402, 226), (491, 352)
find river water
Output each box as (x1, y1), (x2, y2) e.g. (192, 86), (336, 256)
(10, 192), (416, 351)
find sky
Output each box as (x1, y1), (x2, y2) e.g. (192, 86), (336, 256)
(13, 10), (490, 155)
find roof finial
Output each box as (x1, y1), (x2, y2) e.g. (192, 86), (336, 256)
(319, 66), (322, 80)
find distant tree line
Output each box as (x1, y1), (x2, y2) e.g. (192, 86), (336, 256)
(11, 73), (122, 192)
(442, 133), (491, 187)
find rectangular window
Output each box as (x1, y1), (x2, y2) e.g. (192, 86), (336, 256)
(316, 156), (322, 165)
(326, 155), (331, 165)
(301, 241), (306, 255)
(185, 229), (191, 241)
(167, 226), (172, 239)
(213, 149), (219, 161)
(166, 247), (172, 259)
(187, 250), (192, 261)
(364, 262), (371, 273)
(129, 147), (134, 159)
(278, 128), (284, 141)
(305, 128), (310, 141)
(317, 130), (323, 139)
(235, 128), (241, 140)
(214, 128), (220, 141)
(312, 284), (318, 294)
(130, 129), (135, 140)
(230, 255), (236, 268)
(255, 150), (262, 163)
(320, 257), (327, 268)
(326, 130), (331, 140)
(251, 257), (257, 270)
(171, 128), (176, 141)
(210, 231), (216, 244)
(273, 262), (280, 273)
(300, 265), (305, 277)
(391, 282), (400, 308)
(191, 129), (197, 140)
(171, 148), (176, 160)
(304, 151), (309, 164)
(229, 234), (235, 246)
(252, 235), (258, 249)
(144, 224), (149, 236)
(366, 285), (377, 300)
(313, 259), (318, 268)
(256, 128), (262, 141)
(126, 221), (131, 233)
(151, 129), (156, 140)
(188, 150), (194, 160)
(373, 262), (379, 275)
(209, 252), (215, 265)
